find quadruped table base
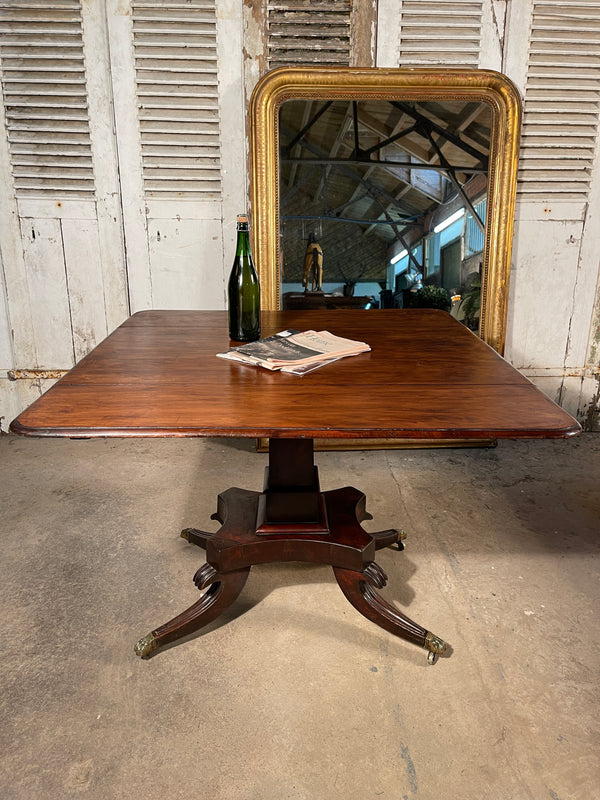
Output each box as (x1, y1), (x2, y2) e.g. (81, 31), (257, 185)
(134, 438), (449, 664)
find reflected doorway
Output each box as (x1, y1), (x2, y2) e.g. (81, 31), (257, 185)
(441, 239), (461, 294)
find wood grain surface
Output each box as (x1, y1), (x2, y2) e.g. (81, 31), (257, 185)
(11, 310), (581, 440)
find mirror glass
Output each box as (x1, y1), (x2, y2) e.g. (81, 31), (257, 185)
(278, 97), (491, 330)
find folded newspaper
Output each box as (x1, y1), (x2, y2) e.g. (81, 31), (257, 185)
(217, 329), (371, 375)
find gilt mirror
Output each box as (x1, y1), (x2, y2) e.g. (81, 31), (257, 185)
(250, 67), (521, 355)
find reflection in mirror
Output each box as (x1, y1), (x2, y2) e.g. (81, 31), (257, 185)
(279, 98), (491, 331)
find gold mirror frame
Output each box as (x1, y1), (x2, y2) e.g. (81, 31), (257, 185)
(250, 66), (521, 355)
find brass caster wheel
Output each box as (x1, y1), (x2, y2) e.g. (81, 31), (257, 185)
(424, 631), (447, 665)
(396, 529), (407, 551)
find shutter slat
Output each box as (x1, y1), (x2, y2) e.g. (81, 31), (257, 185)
(136, 72), (218, 84)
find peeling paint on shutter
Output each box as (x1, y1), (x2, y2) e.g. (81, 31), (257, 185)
(0, 0), (94, 199)
(267, 1), (352, 69)
(132, 0), (221, 199)
(398, 0), (483, 66)
(518, 1), (600, 201)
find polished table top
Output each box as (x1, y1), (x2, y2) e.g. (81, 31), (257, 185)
(10, 309), (580, 440)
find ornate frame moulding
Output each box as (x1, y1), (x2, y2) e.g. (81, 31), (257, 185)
(250, 66), (522, 354)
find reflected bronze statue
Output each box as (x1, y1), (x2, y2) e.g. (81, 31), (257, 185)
(250, 66), (521, 354)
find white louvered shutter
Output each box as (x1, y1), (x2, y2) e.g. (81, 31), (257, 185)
(398, 0), (483, 66)
(518, 1), (600, 201)
(132, 0), (221, 199)
(0, 0), (130, 426)
(0, 0), (94, 198)
(105, 0), (235, 312)
(502, 1), (600, 421)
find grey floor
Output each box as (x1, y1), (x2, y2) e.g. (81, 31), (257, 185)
(1, 433), (598, 800)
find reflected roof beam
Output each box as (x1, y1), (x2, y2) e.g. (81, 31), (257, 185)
(390, 101), (489, 168)
(280, 122), (419, 220)
(287, 100), (315, 189)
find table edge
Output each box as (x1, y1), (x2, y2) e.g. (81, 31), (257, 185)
(9, 418), (583, 440)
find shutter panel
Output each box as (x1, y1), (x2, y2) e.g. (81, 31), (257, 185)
(0, 0), (94, 198)
(518, 1), (600, 201)
(267, 1), (353, 68)
(398, 0), (483, 66)
(132, 0), (221, 199)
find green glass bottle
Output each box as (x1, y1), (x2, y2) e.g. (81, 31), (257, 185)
(228, 213), (261, 342)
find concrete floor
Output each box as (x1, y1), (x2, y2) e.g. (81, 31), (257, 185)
(0, 433), (598, 800)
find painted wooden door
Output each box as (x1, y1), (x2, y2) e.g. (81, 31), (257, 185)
(0, 0), (246, 427)
(502, 0), (600, 425)
(374, 0), (600, 425)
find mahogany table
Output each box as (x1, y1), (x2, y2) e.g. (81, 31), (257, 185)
(11, 310), (580, 664)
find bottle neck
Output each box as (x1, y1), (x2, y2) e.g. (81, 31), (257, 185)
(236, 226), (251, 256)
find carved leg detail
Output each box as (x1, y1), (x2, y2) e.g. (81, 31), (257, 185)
(180, 493), (228, 548)
(371, 528), (407, 551)
(134, 564), (250, 659)
(333, 562), (448, 663)
(180, 527), (216, 548)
